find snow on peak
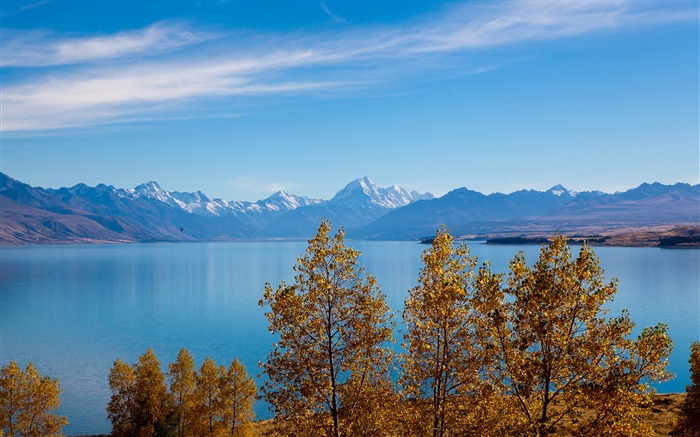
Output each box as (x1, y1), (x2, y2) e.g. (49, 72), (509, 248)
(127, 177), (431, 217)
(356, 176), (374, 193)
(135, 181), (163, 191)
(169, 190), (232, 216)
(331, 177), (434, 209)
(337, 177), (375, 195)
(135, 181), (171, 202)
(129, 179), (323, 217)
(256, 191), (321, 212)
(132, 182), (230, 216)
(547, 184), (577, 197)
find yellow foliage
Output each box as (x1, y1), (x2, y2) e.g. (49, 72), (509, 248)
(259, 220), (397, 437)
(106, 358), (137, 436)
(219, 358), (257, 437)
(109, 348), (257, 437)
(477, 235), (673, 436)
(107, 348), (170, 437)
(169, 347), (197, 437)
(401, 226), (505, 436)
(0, 361), (67, 437)
(192, 357), (221, 436)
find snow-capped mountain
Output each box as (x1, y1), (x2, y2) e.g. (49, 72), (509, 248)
(133, 181), (171, 203)
(251, 191), (322, 213)
(132, 181), (235, 216)
(330, 177), (434, 209)
(546, 184), (577, 198)
(130, 182), (321, 219)
(169, 190), (238, 216)
(259, 177), (435, 237)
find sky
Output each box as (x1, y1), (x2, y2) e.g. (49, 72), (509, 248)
(1, 0), (698, 201)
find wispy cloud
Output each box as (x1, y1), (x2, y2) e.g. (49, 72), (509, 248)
(320, 2), (346, 23)
(19, 1), (50, 12)
(1, 0), (696, 132)
(1, 20), (214, 67)
(0, 0), (51, 18)
(1, 51), (354, 130)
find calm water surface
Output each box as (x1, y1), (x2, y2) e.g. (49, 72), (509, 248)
(1, 241), (698, 435)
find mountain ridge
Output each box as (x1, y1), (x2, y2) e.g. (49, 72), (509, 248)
(1, 172), (697, 244)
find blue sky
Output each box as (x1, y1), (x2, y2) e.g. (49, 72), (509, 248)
(1, 1), (698, 201)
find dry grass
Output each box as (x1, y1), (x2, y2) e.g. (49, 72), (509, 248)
(643, 393), (685, 436)
(538, 393), (686, 436)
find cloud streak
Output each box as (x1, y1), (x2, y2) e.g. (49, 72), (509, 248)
(320, 2), (346, 23)
(1, 0), (696, 132)
(19, 1), (50, 13)
(1, 20), (214, 67)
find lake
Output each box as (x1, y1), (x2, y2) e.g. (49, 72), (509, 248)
(1, 241), (698, 435)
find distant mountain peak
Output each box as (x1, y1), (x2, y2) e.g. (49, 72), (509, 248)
(546, 184), (576, 197)
(256, 190), (321, 212)
(331, 177), (433, 209)
(134, 180), (172, 203)
(265, 190), (294, 201)
(136, 181), (162, 189)
(135, 181), (165, 195)
(341, 177), (375, 194)
(69, 182), (90, 191)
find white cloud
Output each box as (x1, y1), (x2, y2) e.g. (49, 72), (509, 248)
(1, 0), (696, 132)
(1, 20), (214, 67)
(1, 53), (351, 131)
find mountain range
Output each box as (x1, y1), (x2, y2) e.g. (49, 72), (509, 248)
(1, 172), (697, 244)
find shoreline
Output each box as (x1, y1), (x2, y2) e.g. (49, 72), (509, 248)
(462, 224), (700, 248)
(5, 225), (698, 248)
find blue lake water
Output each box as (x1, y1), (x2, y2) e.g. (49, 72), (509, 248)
(1, 241), (698, 435)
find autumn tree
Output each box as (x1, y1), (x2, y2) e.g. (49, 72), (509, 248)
(260, 220), (397, 437)
(108, 349), (256, 437)
(192, 357), (223, 436)
(476, 235), (673, 436)
(218, 358), (256, 437)
(0, 361), (67, 437)
(674, 341), (700, 436)
(401, 227), (504, 437)
(107, 359), (137, 437)
(134, 348), (170, 436)
(107, 348), (170, 437)
(169, 348), (196, 437)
